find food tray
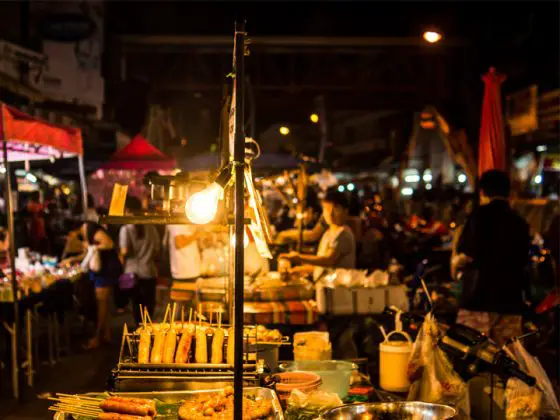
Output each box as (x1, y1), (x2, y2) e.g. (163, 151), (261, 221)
(52, 387), (284, 419)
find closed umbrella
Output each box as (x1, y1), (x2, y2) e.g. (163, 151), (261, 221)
(478, 67), (507, 176)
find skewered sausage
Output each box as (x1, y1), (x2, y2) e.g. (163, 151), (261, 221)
(211, 328), (225, 364)
(137, 329), (151, 364)
(104, 397), (156, 416)
(227, 328), (234, 365)
(162, 327), (177, 363)
(175, 331), (193, 363)
(98, 413), (152, 420)
(100, 400), (150, 416)
(150, 331), (165, 363)
(195, 327), (208, 363)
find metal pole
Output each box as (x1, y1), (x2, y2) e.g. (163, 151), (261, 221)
(78, 155), (88, 220)
(232, 20), (246, 420)
(1, 111), (21, 401)
(315, 95), (328, 163)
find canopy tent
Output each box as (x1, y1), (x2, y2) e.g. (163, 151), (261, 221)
(0, 103), (83, 160)
(181, 152), (304, 173)
(404, 106), (476, 187)
(0, 101), (85, 401)
(102, 134), (176, 170)
(90, 134), (176, 207)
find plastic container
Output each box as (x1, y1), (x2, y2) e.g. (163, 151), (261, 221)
(274, 371), (322, 405)
(279, 360), (355, 399)
(379, 330), (412, 393)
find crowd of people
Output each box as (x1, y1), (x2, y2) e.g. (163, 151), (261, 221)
(2, 169), (557, 350)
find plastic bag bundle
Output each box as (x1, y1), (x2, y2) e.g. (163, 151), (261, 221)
(322, 269), (368, 287)
(285, 389), (343, 420)
(407, 313), (470, 419)
(505, 340), (560, 419)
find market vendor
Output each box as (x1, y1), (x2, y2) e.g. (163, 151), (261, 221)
(279, 190), (356, 281)
(275, 208), (327, 245)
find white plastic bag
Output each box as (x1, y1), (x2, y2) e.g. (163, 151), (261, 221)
(407, 313), (470, 419)
(286, 389), (343, 420)
(505, 340), (560, 419)
(81, 245), (101, 273)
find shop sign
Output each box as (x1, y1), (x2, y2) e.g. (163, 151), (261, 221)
(40, 13), (95, 43)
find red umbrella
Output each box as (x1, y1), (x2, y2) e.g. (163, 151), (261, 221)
(478, 67), (507, 176)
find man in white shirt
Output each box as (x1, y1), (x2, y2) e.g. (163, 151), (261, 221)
(164, 224), (201, 306)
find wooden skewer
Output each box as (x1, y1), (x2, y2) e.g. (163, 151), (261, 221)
(48, 406), (99, 414)
(51, 403), (100, 411)
(48, 397), (99, 407)
(181, 304), (185, 325)
(139, 304), (145, 326)
(49, 406), (100, 416)
(170, 302), (176, 331)
(162, 303), (170, 325)
(188, 307), (193, 324)
(145, 310), (153, 327)
(56, 393), (102, 401)
(52, 402), (100, 410)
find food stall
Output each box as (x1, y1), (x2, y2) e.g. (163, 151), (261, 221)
(88, 133), (177, 208)
(0, 101), (87, 399)
(46, 22), (558, 420)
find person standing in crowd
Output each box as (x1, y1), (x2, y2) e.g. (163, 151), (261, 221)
(63, 222), (122, 349)
(454, 170), (530, 345)
(119, 197), (160, 325)
(279, 189), (356, 281)
(164, 224), (201, 309)
(85, 194), (99, 223)
(27, 191), (48, 253)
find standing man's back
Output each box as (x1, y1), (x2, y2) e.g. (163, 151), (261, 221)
(456, 170), (530, 344)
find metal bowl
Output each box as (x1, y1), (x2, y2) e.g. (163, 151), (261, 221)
(322, 402), (457, 420)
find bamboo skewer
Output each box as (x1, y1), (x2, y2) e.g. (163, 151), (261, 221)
(171, 302), (177, 329)
(56, 393), (102, 401)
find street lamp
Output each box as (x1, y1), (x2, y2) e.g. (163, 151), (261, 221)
(310, 113), (319, 123)
(279, 126), (290, 135)
(423, 30), (442, 44)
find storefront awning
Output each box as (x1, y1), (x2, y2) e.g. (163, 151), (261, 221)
(0, 102), (83, 161)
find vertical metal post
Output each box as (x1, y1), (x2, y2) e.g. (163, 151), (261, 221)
(1, 111), (21, 401)
(232, 20), (246, 420)
(78, 155), (88, 220)
(315, 95), (328, 163)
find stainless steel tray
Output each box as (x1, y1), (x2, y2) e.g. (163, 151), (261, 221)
(321, 402), (457, 420)
(53, 386), (284, 419)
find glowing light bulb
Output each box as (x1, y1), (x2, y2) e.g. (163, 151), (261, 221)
(230, 229), (249, 248)
(423, 31), (442, 44)
(310, 113), (319, 123)
(185, 183), (223, 224)
(279, 126), (290, 135)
